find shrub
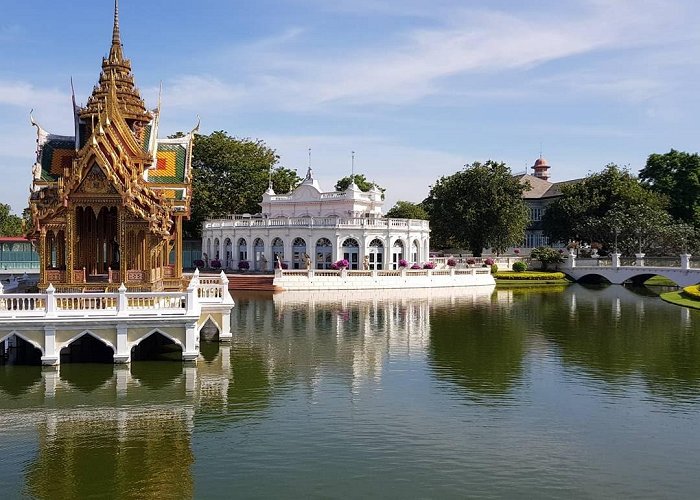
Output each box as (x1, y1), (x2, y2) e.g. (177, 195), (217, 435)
(447, 258), (457, 267)
(238, 260), (250, 270)
(495, 271), (566, 280)
(398, 258), (408, 268)
(210, 259), (221, 269)
(410, 263), (421, 269)
(683, 285), (700, 300)
(484, 258), (494, 266)
(466, 258), (476, 265)
(193, 259), (204, 268)
(490, 263), (498, 274)
(513, 248), (520, 255)
(423, 262), (436, 269)
(512, 261), (527, 272)
(530, 246), (564, 270)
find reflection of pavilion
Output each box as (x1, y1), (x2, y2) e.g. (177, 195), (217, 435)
(0, 346), (234, 498)
(232, 287), (495, 387)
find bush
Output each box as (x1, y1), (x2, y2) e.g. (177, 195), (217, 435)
(398, 258), (408, 268)
(410, 263), (421, 269)
(683, 285), (700, 300)
(334, 259), (349, 269)
(447, 258), (456, 267)
(238, 261), (250, 270)
(512, 261), (527, 272)
(193, 259), (204, 268)
(423, 262), (436, 269)
(530, 246), (564, 270)
(484, 258), (494, 266)
(495, 271), (567, 280)
(210, 259), (221, 269)
(491, 263), (498, 274)
(467, 258), (476, 265)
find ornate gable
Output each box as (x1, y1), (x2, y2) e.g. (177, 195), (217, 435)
(75, 165), (119, 195)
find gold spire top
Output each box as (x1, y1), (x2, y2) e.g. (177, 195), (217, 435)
(109, 0), (123, 62)
(81, 0), (151, 126)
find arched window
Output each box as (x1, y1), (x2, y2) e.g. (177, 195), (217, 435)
(213, 238), (220, 260)
(342, 238), (360, 270)
(368, 238), (384, 270)
(224, 238), (232, 268)
(412, 240), (420, 263)
(292, 237), (307, 269)
(391, 240), (404, 269)
(272, 237), (284, 266)
(238, 238), (248, 262)
(253, 238), (265, 270)
(315, 238), (333, 269)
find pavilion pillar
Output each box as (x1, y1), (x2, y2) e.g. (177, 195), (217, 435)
(66, 206), (74, 285)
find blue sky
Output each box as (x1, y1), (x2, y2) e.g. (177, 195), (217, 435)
(1, 0), (699, 214)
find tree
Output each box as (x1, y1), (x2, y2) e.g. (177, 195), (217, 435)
(542, 164), (674, 255)
(334, 174), (385, 198)
(423, 161), (529, 255)
(0, 204), (24, 236)
(385, 201), (428, 220)
(186, 131), (301, 238)
(530, 246), (563, 270)
(639, 150), (700, 226)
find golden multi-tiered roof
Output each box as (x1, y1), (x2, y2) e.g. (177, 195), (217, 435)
(28, 0), (195, 291)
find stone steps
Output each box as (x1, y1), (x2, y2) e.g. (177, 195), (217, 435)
(227, 274), (279, 291)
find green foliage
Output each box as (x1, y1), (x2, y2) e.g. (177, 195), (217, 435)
(495, 271), (566, 280)
(512, 261), (527, 272)
(491, 263), (499, 274)
(385, 200), (428, 220)
(423, 161), (529, 256)
(335, 174), (385, 197)
(530, 246), (564, 270)
(185, 131), (301, 238)
(541, 164), (684, 255)
(0, 204), (24, 236)
(640, 150), (700, 226)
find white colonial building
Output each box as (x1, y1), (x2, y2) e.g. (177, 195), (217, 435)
(202, 168), (431, 271)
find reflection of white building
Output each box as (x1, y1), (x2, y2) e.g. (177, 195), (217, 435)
(202, 168), (431, 271)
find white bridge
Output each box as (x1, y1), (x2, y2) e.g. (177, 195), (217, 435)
(0, 270), (234, 365)
(562, 253), (700, 287)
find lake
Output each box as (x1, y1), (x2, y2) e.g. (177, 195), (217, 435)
(1, 284), (699, 499)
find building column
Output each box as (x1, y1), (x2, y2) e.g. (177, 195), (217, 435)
(182, 321), (199, 362)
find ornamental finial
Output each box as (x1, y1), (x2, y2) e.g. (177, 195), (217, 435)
(109, 0), (123, 62)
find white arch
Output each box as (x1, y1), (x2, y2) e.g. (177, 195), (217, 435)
(60, 330), (115, 353)
(130, 328), (185, 350)
(198, 314), (222, 335)
(0, 330), (44, 355)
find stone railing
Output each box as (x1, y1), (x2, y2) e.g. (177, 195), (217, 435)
(0, 278), (201, 320)
(562, 253), (695, 270)
(276, 267), (491, 278)
(204, 216), (429, 231)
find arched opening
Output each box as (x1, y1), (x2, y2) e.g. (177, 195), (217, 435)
(60, 334), (114, 364)
(131, 332), (182, 362)
(342, 238), (359, 270)
(0, 334), (42, 366)
(224, 238), (232, 268)
(412, 240), (420, 264)
(199, 317), (220, 342)
(629, 273), (666, 287)
(271, 237), (284, 268)
(391, 239), (405, 269)
(368, 238), (384, 270)
(315, 238), (333, 269)
(213, 238), (220, 261)
(292, 237), (307, 269)
(575, 274), (612, 285)
(253, 238), (266, 270)
(238, 238), (248, 265)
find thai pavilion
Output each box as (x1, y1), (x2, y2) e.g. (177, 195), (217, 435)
(202, 167), (431, 271)
(28, 1), (194, 292)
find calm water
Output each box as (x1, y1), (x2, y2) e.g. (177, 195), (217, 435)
(1, 285), (700, 499)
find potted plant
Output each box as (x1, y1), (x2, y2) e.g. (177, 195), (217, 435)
(423, 262), (436, 269)
(446, 258), (456, 267)
(193, 259), (204, 269)
(210, 259), (222, 269)
(238, 260), (250, 271)
(398, 258), (408, 268)
(410, 263), (421, 269)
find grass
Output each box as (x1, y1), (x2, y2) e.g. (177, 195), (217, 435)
(660, 290), (700, 310)
(644, 276), (679, 286)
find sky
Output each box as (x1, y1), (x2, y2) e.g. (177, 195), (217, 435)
(1, 0), (699, 214)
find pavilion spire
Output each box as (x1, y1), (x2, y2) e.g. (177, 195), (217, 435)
(109, 0), (124, 63)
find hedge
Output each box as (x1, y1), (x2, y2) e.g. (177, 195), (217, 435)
(495, 271), (566, 280)
(682, 285), (700, 300)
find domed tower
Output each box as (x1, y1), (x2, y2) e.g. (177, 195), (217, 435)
(531, 156), (551, 181)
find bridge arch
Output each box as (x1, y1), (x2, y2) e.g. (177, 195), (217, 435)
(0, 331), (44, 355)
(199, 314), (222, 342)
(130, 329), (183, 362)
(60, 330), (115, 364)
(569, 273), (612, 285)
(0, 331), (43, 365)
